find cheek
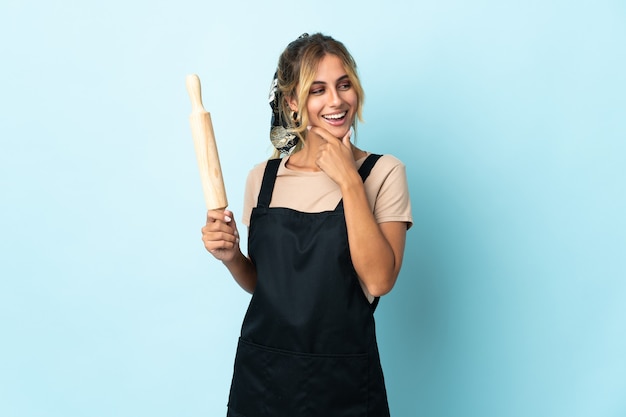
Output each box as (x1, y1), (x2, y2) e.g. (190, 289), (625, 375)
(349, 92), (359, 108)
(306, 99), (323, 118)
(341, 91), (358, 110)
(347, 99), (358, 119)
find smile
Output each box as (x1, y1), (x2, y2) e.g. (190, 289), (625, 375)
(322, 111), (347, 120)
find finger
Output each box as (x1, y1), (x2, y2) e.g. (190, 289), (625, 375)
(202, 217), (237, 236)
(342, 127), (353, 148)
(206, 209), (233, 223)
(202, 220), (235, 241)
(204, 234), (237, 248)
(203, 230), (238, 248)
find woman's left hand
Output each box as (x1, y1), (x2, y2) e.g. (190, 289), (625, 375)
(310, 127), (358, 187)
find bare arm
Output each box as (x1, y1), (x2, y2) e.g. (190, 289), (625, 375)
(313, 128), (408, 296)
(339, 174), (407, 296)
(202, 210), (257, 293)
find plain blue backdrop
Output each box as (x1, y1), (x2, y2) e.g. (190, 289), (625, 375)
(1, 1), (625, 416)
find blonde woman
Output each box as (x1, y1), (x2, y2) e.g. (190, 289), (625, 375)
(202, 33), (412, 417)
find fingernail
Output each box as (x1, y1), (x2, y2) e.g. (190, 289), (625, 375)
(224, 215), (232, 222)
(307, 125), (312, 131)
(234, 230), (239, 236)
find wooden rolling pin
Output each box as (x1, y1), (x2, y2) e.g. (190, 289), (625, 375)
(186, 74), (228, 211)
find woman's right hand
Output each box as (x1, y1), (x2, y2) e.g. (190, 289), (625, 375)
(201, 209), (240, 262)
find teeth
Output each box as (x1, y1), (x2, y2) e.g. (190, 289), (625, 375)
(323, 112), (346, 120)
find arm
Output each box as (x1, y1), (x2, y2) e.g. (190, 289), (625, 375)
(202, 209), (257, 293)
(313, 128), (408, 296)
(340, 176), (407, 296)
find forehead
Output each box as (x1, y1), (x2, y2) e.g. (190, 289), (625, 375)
(313, 54), (348, 80)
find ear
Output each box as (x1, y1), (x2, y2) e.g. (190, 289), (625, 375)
(285, 95), (298, 112)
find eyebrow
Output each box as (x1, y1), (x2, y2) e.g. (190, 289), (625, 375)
(311, 74), (350, 85)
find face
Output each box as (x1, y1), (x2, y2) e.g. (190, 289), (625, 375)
(292, 54), (358, 139)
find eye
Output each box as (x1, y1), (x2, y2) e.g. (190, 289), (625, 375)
(338, 81), (352, 91)
(310, 87), (325, 95)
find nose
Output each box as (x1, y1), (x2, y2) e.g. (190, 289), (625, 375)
(328, 87), (342, 107)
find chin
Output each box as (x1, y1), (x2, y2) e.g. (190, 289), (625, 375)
(326, 123), (352, 137)
(336, 126), (353, 138)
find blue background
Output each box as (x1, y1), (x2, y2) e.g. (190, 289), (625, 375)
(1, 1), (625, 416)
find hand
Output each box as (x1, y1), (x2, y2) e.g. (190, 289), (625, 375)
(201, 209), (240, 262)
(310, 127), (357, 186)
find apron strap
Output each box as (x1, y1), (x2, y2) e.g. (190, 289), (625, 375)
(358, 153), (382, 182)
(256, 158), (282, 208)
(335, 154), (383, 211)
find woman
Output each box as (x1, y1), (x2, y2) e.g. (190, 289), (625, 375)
(202, 33), (412, 417)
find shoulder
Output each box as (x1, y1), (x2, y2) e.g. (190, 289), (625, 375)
(244, 157), (288, 195)
(242, 159), (275, 227)
(366, 154), (413, 228)
(368, 154), (407, 181)
(248, 159), (270, 177)
(244, 159), (269, 193)
(376, 154), (405, 168)
(245, 159), (276, 186)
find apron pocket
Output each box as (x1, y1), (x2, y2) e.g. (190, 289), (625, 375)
(228, 338), (369, 417)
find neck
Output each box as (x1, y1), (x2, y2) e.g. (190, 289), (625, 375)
(286, 135), (325, 171)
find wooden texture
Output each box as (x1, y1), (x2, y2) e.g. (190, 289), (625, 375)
(186, 74), (228, 211)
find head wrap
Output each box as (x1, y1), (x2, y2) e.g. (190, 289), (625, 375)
(268, 33), (310, 155)
(268, 71), (298, 155)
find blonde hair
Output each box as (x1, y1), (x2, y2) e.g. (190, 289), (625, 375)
(272, 33), (365, 158)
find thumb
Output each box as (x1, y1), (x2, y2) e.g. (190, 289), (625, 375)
(342, 127), (353, 148)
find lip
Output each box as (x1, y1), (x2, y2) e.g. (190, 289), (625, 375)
(322, 111), (348, 126)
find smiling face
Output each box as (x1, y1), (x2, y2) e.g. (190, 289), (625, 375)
(288, 54), (359, 140)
